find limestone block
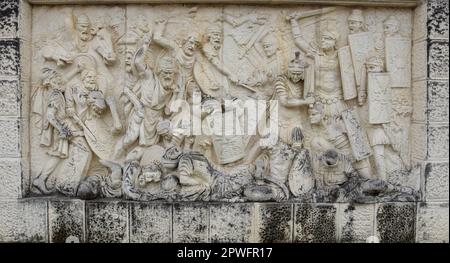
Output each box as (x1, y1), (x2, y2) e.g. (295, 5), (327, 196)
(428, 0), (449, 40)
(376, 203), (416, 243)
(253, 203), (293, 243)
(410, 123), (427, 160)
(412, 80), (427, 122)
(130, 202), (172, 243)
(413, 0), (427, 41)
(416, 202), (449, 243)
(0, 119), (19, 157)
(0, 79), (19, 117)
(424, 162), (449, 201)
(210, 203), (252, 243)
(294, 203), (337, 243)
(339, 203), (375, 243)
(0, 158), (21, 199)
(173, 203), (208, 243)
(86, 201), (128, 243)
(412, 40), (427, 81)
(0, 0), (18, 39)
(49, 200), (85, 243)
(428, 41), (449, 80)
(0, 200), (47, 242)
(428, 80), (449, 122)
(428, 125), (449, 160)
(0, 39), (19, 77)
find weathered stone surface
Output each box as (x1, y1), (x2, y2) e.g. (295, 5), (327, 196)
(294, 204), (337, 243)
(428, 80), (449, 122)
(49, 200), (85, 243)
(428, 0), (449, 40)
(0, 39), (19, 77)
(0, 79), (19, 116)
(0, 0), (18, 38)
(410, 123), (427, 160)
(413, 0), (427, 41)
(412, 80), (427, 122)
(254, 203), (293, 243)
(340, 203), (375, 243)
(412, 40), (427, 80)
(424, 162), (449, 201)
(173, 203), (208, 243)
(0, 119), (19, 157)
(416, 202), (449, 243)
(0, 158), (21, 199)
(428, 41), (449, 80)
(0, 200), (47, 242)
(130, 202), (172, 243)
(210, 203), (252, 243)
(86, 201), (128, 243)
(428, 125), (449, 160)
(376, 203), (416, 243)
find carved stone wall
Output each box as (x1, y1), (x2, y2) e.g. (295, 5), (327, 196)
(0, 0), (448, 243)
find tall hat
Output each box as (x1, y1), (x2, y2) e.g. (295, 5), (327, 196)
(348, 9), (364, 22)
(206, 24), (221, 35)
(75, 14), (91, 25)
(157, 55), (177, 72)
(384, 15), (399, 26)
(288, 51), (308, 72)
(321, 29), (339, 41)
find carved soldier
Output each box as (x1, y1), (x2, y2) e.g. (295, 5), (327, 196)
(32, 67), (88, 195)
(115, 38), (181, 159)
(73, 14), (93, 53)
(347, 9), (367, 35)
(274, 52), (314, 144)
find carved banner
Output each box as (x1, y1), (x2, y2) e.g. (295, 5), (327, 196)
(348, 32), (374, 87)
(368, 72), (391, 124)
(338, 46), (357, 100)
(385, 37), (411, 88)
(341, 107), (372, 161)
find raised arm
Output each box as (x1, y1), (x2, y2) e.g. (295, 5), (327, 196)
(134, 36), (152, 76)
(289, 18), (315, 56)
(153, 20), (178, 51)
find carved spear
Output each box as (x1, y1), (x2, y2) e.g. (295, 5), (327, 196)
(285, 7), (336, 21)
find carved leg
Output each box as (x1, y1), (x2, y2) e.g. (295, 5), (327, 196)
(373, 145), (386, 181)
(106, 96), (123, 134)
(33, 156), (61, 194)
(354, 158), (373, 179)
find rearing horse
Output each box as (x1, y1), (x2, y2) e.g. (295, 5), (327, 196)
(83, 26), (122, 134)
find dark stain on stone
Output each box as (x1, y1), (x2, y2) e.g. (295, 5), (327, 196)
(259, 204), (291, 243)
(376, 203), (416, 243)
(295, 204), (337, 243)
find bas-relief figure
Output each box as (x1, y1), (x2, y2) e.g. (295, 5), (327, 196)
(29, 5), (418, 203)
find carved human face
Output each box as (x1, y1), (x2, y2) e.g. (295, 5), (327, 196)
(159, 69), (175, 89)
(262, 40), (277, 58)
(320, 35), (336, 51)
(182, 36), (199, 56)
(348, 20), (363, 34)
(82, 71), (97, 91)
(209, 32), (222, 47)
(309, 105), (323, 124)
(125, 51), (134, 73)
(138, 167), (162, 187)
(76, 23), (91, 41)
(287, 69), (304, 83)
(384, 23), (399, 36)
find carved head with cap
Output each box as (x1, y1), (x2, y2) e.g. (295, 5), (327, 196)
(348, 9), (365, 34)
(75, 14), (91, 41)
(287, 51), (308, 83)
(383, 15), (400, 37)
(261, 33), (278, 58)
(41, 67), (63, 91)
(320, 30), (339, 51)
(157, 55), (178, 89)
(182, 31), (201, 57)
(205, 24), (222, 49)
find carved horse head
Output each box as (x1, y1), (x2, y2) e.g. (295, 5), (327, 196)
(90, 27), (116, 65)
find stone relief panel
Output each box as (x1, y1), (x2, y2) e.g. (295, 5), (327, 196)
(28, 4), (419, 203)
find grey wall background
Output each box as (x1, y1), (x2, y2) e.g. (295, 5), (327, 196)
(0, 0), (448, 243)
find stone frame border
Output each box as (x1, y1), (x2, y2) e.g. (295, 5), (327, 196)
(0, 0), (447, 243)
